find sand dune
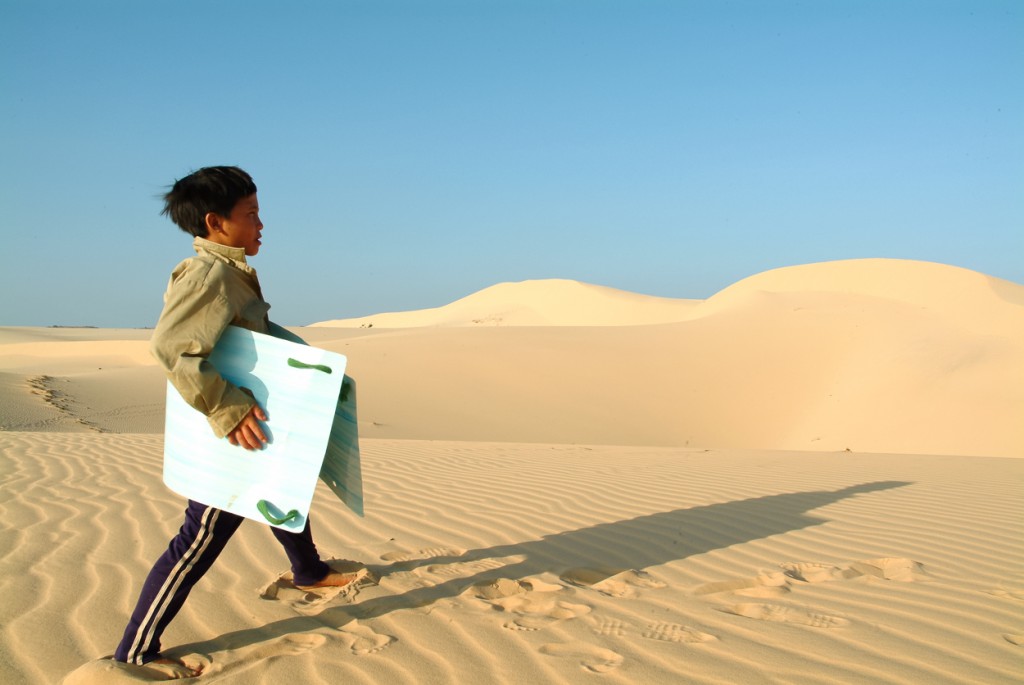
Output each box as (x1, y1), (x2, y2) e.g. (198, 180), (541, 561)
(300, 259), (1024, 457)
(311, 258), (1023, 332)
(0, 332), (164, 434)
(1, 259), (1020, 454)
(312, 278), (703, 328)
(1, 258), (1022, 684)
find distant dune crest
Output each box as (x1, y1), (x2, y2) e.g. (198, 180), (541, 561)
(701, 259), (1024, 331)
(312, 278), (700, 328)
(311, 259), (1023, 329)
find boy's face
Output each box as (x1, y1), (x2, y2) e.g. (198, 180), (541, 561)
(205, 193), (263, 256)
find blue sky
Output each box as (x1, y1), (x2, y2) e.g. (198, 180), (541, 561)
(2, 0), (1021, 327)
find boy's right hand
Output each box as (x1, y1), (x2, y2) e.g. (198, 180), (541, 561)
(227, 405), (268, 450)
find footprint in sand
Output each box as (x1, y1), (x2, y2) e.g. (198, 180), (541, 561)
(780, 562), (846, 583)
(236, 632), (326, 658)
(779, 558), (926, 584)
(692, 569), (791, 599)
(847, 558), (927, 583)
(642, 622), (717, 644)
(65, 633), (330, 684)
(467, 577), (530, 600)
(588, 617), (633, 637)
(259, 564), (376, 615)
(561, 568), (666, 598)
(719, 602), (849, 628)
(466, 577), (592, 631)
(63, 622), (391, 683)
(202, 633), (327, 678)
(539, 643), (624, 673)
(584, 617), (716, 644)
(63, 655), (213, 685)
(697, 558), (926, 601)
(337, 620), (396, 655)
(497, 595), (592, 631)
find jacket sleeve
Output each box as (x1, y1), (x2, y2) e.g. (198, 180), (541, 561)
(150, 266), (255, 439)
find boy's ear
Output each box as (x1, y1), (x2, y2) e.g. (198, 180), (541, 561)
(204, 212), (224, 236)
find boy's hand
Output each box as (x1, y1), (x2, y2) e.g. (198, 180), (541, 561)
(227, 405), (268, 450)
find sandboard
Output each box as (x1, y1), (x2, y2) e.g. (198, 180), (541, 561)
(267, 323), (364, 517)
(163, 325), (364, 531)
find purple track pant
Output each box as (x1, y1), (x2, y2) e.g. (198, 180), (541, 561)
(114, 499), (331, 665)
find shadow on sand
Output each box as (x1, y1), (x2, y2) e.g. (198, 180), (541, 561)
(177, 480), (911, 657)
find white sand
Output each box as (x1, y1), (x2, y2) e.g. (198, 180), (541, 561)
(0, 258), (1021, 684)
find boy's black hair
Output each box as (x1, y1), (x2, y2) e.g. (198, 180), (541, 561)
(161, 166), (258, 237)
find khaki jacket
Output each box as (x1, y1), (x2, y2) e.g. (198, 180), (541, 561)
(150, 237), (271, 438)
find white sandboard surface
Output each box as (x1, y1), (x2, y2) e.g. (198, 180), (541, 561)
(163, 325), (361, 530)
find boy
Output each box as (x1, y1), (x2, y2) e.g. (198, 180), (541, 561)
(114, 166), (363, 678)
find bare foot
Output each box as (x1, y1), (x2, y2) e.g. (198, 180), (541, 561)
(297, 567), (376, 591)
(143, 656), (202, 679)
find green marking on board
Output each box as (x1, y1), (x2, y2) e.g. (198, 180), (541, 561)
(287, 358), (332, 374)
(257, 499), (301, 525)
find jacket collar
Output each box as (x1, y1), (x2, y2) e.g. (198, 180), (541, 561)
(192, 237), (254, 273)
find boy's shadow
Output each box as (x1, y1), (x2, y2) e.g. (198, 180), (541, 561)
(178, 480), (910, 657)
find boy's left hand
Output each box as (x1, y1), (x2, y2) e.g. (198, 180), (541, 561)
(227, 405), (268, 450)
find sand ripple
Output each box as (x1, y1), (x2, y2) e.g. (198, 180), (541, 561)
(0, 435), (1020, 684)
